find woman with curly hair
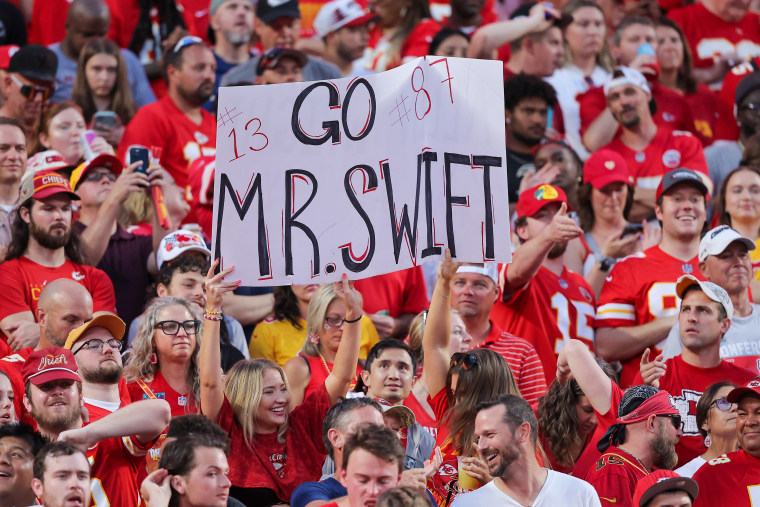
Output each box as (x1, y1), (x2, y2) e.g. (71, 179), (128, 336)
(124, 296), (202, 417)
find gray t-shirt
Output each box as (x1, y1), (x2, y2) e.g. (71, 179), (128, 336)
(220, 54), (341, 87)
(48, 43), (156, 107)
(662, 302), (760, 373)
(705, 140), (743, 197)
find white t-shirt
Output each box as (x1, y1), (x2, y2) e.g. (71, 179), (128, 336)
(675, 456), (706, 478)
(451, 471), (602, 507)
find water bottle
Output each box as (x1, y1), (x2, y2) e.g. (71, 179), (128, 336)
(636, 43), (660, 81)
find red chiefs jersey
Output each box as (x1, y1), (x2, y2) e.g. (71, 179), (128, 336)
(427, 388), (466, 507)
(84, 401), (156, 507)
(603, 128), (709, 194)
(596, 246), (704, 387)
(127, 371), (198, 419)
(353, 267), (429, 318)
(683, 84), (719, 147)
(474, 322), (547, 404)
(633, 355), (754, 466)
(578, 83), (695, 139)
(584, 446), (649, 507)
(668, 4), (760, 76)
(118, 96), (217, 190)
(0, 256), (116, 321)
(693, 450), (760, 506)
(492, 264), (596, 384)
(403, 392), (438, 438)
(572, 380), (625, 479)
(716, 58), (760, 141)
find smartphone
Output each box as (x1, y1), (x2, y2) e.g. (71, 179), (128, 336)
(93, 111), (117, 130)
(127, 145), (151, 175)
(80, 130), (98, 160)
(621, 223), (644, 238)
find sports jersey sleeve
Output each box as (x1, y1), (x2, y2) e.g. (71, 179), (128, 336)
(0, 261), (32, 319)
(596, 260), (637, 329)
(86, 266), (117, 314)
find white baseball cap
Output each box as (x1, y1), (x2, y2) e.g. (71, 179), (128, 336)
(157, 229), (211, 270)
(313, 0), (375, 37)
(456, 264), (498, 285)
(604, 66), (651, 97)
(698, 225), (756, 262)
(676, 275), (734, 320)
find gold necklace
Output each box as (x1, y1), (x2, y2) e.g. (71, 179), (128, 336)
(318, 352), (332, 376)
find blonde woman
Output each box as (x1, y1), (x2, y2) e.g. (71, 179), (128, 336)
(200, 261), (363, 507)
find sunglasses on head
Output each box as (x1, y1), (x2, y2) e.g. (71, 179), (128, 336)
(10, 74), (55, 102)
(451, 352), (478, 371)
(710, 397), (737, 411)
(172, 35), (204, 54)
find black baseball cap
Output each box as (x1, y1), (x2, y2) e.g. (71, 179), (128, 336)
(256, 48), (308, 76)
(257, 0), (301, 24)
(655, 168), (709, 201)
(8, 44), (57, 83)
(736, 71), (760, 107)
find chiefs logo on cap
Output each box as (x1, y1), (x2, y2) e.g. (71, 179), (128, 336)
(748, 380), (760, 388)
(38, 353), (69, 371)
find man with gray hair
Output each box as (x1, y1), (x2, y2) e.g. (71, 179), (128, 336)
(452, 394), (601, 506)
(636, 273), (755, 469)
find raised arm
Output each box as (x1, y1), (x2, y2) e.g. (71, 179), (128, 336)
(199, 260), (240, 423)
(556, 339), (613, 415)
(594, 317), (676, 361)
(324, 275), (363, 405)
(467, 3), (559, 59)
(424, 250), (460, 398)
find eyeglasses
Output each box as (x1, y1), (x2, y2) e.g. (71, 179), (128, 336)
(73, 338), (123, 355)
(83, 170), (117, 183)
(451, 353), (478, 371)
(172, 35), (204, 54)
(154, 320), (201, 335)
(657, 414), (682, 430)
(710, 397), (737, 411)
(10, 74), (55, 101)
(324, 316), (347, 329)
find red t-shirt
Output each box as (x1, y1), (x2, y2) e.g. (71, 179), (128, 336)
(127, 371), (199, 418)
(118, 96), (217, 190)
(633, 355), (754, 467)
(354, 267), (429, 318)
(84, 401), (156, 507)
(578, 83), (695, 139)
(473, 322), (547, 404)
(602, 128), (709, 193)
(584, 445), (649, 507)
(668, 4), (760, 73)
(693, 450), (760, 507)
(218, 383), (331, 502)
(492, 264), (596, 384)
(0, 256), (116, 321)
(403, 391), (438, 439)
(595, 246), (704, 387)
(716, 58), (760, 141)
(27, 0), (68, 45)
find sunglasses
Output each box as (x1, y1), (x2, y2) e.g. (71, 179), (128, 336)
(451, 353), (478, 371)
(710, 397), (737, 411)
(83, 170), (117, 183)
(657, 414), (682, 430)
(10, 74), (55, 102)
(172, 35), (203, 54)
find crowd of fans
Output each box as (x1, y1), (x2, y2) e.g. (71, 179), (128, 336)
(1, 0), (760, 505)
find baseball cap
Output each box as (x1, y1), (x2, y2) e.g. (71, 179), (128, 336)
(698, 225), (756, 262)
(632, 470), (698, 507)
(604, 66), (651, 97)
(655, 168), (710, 201)
(727, 377), (760, 403)
(69, 154), (124, 190)
(516, 184), (571, 218)
(736, 72), (760, 107)
(0, 45), (19, 69)
(675, 274), (734, 320)
(27, 150), (78, 176)
(19, 170), (80, 202)
(314, 0), (375, 37)
(375, 398), (416, 428)
(583, 148), (633, 189)
(456, 264), (498, 285)
(64, 314), (126, 351)
(256, 47), (308, 76)
(8, 44), (58, 82)
(256, 0), (301, 24)
(157, 229), (212, 269)
(22, 347), (81, 386)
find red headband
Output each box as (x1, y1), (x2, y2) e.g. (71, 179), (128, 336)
(616, 390), (679, 425)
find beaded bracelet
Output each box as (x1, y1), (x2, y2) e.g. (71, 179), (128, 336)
(205, 309), (222, 315)
(344, 315), (363, 324)
(204, 313), (223, 321)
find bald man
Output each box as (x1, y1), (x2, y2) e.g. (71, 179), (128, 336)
(49, 0), (155, 106)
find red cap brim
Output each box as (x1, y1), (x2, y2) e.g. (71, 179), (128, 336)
(34, 188), (80, 200)
(27, 368), (82, 386)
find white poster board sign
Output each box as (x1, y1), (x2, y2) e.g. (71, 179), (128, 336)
(212, 56), (510, 286)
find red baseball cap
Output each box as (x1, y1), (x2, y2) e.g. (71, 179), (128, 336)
(22, 347), (82, 386)
(583, 149), (633, 189)
(727, 377), (760, 403)
(632, 470), (698, 507)
(516, 184), (571, 218)
(19, 170), (80, 202)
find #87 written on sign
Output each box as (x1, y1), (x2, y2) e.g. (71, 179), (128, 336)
(213, 56), (510, 286)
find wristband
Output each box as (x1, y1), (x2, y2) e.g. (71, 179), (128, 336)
(344, 315), (363, 324)
(596, 254), (615, 272)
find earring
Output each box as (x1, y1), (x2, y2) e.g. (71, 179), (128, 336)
(308, 333), (320, 344)
(704, 435), (712, 447)
(150, 351), (158, 365)
(400, 6), (408, 16)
